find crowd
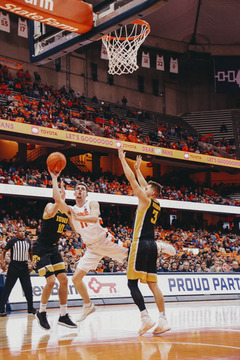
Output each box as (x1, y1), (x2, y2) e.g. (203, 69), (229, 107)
(155, 227), (240, 272)
(0, 164), (239, 206)
(1, 66), (240, 278)
(0, 212), (240, 276)
(0, 64), (236, 159)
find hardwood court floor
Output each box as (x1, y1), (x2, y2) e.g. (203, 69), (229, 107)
(0, 300), (240, 360)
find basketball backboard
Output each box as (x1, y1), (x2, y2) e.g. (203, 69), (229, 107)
(29, 0), (167, 64)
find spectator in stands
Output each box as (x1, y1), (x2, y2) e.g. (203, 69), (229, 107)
(230, 261), (240, 272)
(158, 262), (169, 272)
(24, 70), (31, 82)
(209, 260), (222, 272)
(121, 96), (128, 107)
(198, 261), (210, 272)
(33, 71), (41, 84)
(169, 262), (179, 272)
(95, 262), (104, 273)
(104, 259), (117, 272)
(181, 261), (190, 272)
(92, 95), (98, 103)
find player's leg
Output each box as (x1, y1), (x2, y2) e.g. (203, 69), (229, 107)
(55, 272), (68, 305)
(72, 246), (101, 303)
(73, 268), (96, 322)
(72, 248), (100, 322)
(127, 241), (156, 335)
(147, 281), (170, 334)
(128, 279), (146, 311)
(146, 242), (170, 335)
(55, 272), (77, 328)
(35, 273), (55, 330)
(147, 282), (165, 312)
(33, 248), (56, 330)
(51, 248), (68, 306)
(51, 248), (77, 328)
(72, 268), (89, 303)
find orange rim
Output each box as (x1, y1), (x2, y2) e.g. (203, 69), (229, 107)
(100, 19), (150, 42)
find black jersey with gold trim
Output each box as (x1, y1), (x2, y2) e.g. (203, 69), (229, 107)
(37, 210), (69, 248)
(132, 199), (160, 242)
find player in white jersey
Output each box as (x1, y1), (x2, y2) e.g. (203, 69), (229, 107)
(53, 180), (128, 322)
(71, 201), (107, 245)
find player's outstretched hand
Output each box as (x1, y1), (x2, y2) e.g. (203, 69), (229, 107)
(48, 169), (61, 179)
(134, 155), (142, 171)
(118, 144), (126, 161)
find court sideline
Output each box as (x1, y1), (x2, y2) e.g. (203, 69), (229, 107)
(0, 300), (240, 359)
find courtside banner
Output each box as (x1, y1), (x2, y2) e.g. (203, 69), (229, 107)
(1, 119), (240, 169)
(8, 273), (240, 303)
(0, 0), (93, 34)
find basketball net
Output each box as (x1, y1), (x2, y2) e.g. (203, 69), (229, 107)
(101, 19), (150, 76)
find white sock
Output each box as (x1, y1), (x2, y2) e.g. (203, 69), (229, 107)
(141, 309), (148, 318)
(60, 304), (67, 316)
(83, 302), (92, 308)
(39, 303), (47, 313)
(159, 311), (166, 319)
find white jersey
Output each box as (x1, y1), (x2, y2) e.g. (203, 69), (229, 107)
(71, 201), (108, 245)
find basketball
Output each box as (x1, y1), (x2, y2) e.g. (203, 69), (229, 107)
(46, 152), (66, 173)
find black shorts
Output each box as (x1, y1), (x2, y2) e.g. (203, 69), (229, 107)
(127, 240), (158, 283)
(33, 242), (65, 278)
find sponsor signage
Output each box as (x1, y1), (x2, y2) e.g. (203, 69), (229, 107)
(1, 119), (240, 169)
(0, 0), (93, 34)
(7, 273), (240, 303)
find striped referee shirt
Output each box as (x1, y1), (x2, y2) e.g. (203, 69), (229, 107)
(4, 237), (32, 262)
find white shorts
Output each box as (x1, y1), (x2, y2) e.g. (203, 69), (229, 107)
(77, 235), (128, 273)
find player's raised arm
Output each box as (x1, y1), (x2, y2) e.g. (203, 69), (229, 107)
(71, 201), (100, 223)
(49, 170), (71, 217)
(118, 145), (149, 207)
(134, 155), (148, 188)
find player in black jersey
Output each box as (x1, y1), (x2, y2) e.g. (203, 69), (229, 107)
(118, 145), (171, 336)
(33, 171), (77, 330)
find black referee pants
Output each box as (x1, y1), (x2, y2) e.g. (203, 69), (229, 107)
(0, 262), (34, 313)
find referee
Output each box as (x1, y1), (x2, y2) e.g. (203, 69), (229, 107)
(0, 226), (36, 316)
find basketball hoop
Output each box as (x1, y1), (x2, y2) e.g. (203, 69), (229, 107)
(101, 19), (150, 76)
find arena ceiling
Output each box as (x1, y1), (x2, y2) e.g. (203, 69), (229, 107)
(27, 0), (240, 63)
(143, 0), (240, 55)
(88, 0), (240, 55)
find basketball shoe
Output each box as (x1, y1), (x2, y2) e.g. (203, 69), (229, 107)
(156, 241), (176, 256)
(58, 313), (77, 328)
(153, 316), (171, 335)
(139, 315), (156, 336)
(35, 311), (50, 330)
(77, 302), (96, 322)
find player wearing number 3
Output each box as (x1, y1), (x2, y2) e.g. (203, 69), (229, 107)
(52, 180), (128, 322)
(118, 145), (173, 336)
(33, 171), (77, 330)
